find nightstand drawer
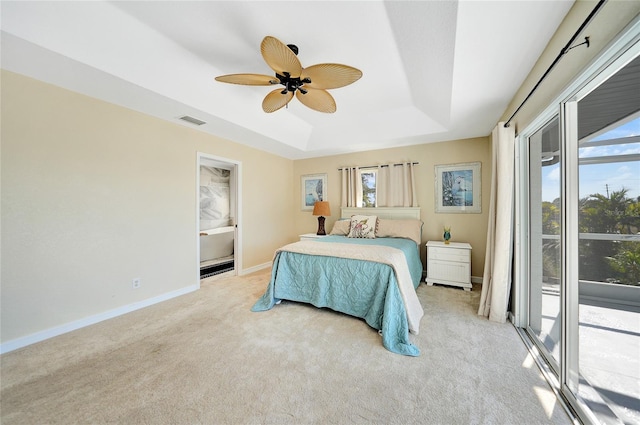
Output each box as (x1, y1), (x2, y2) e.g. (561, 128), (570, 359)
(429, 247), (469, 262)
(429, 259), (470, 283)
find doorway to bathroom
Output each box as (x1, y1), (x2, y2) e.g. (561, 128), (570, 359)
(197, 153), (242, 280)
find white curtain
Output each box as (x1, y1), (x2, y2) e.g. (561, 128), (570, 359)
(341, 166), (362, 207)
(200, 166), (231, 231)
(478, 123), (515, 323)
(376, 162), (418, 207)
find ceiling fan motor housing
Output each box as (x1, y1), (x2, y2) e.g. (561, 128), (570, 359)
(276, 72), (311, 95)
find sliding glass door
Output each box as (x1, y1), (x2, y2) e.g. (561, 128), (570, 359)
(527, 116), (562, 371)
(574, 57), (640, 423)
(517, 31), (639, 425)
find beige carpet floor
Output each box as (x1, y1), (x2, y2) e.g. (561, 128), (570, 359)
(1, 269), (573, 424)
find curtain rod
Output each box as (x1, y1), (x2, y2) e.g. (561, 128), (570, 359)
(337, 162), (419, 171)
(504, 0), (606, 128)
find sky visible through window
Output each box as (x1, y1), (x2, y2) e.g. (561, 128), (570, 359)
(541, 117), (640, 202)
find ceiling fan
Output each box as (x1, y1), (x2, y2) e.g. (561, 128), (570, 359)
(215, 36), (362, 113)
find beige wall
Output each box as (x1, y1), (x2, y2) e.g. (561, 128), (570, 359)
(1, 71), (294, 344)
(293, 138), (491, 278)
(0, 69), (490, 348)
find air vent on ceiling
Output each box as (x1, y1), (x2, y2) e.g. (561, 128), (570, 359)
(179, 115), (206, 126)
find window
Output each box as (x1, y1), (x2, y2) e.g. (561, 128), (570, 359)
(341, 162), (417, 208)
(360, 169), (377, 207)
(577, 115), (640, 285)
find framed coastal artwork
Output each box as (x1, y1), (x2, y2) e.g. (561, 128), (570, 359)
(301, 173), (327, 210)
(435, 162), (481, 213)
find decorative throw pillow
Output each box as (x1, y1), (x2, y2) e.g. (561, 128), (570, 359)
(347, 215), (378, 239)
(329, 219), (350, 236)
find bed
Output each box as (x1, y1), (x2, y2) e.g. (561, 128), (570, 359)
(251, 207), (424, 356)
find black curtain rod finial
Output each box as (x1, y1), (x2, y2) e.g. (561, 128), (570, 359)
(568, 36), (591, 52)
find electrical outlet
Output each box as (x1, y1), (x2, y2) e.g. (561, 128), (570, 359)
(132, 278), (141, 289)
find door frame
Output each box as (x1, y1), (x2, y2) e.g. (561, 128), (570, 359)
(196, 152), (242, 282)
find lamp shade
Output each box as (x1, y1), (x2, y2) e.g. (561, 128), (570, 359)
(312, 201), (331, 216)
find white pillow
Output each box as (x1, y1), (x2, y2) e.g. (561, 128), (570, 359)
(329, 219), (350, 236)
(347, 215), (378, 239)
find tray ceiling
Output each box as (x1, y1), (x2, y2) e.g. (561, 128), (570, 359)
(1, 1), (574, 159)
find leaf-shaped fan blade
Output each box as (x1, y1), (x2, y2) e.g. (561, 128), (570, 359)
(296, 88), (336, 113)
(301, 64), (362, 89)
(215, 74), (278, 86)
(262, 89), (294, 113)
(261, 36), (302, 78)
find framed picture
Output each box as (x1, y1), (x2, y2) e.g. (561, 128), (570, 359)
(435, 162), (481, 213)
(301, 173), (327, 210)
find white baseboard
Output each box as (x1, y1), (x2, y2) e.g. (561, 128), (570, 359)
(0, 283), (200, 355)
(240, 262), (271, 275)
(418, 272), (482, 284)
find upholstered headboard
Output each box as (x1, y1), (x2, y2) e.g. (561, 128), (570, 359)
(340, 207), (421, 220)
(337, 207), (423, 246)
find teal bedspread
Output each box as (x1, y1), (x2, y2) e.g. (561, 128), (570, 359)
(251, 236), (423, 356)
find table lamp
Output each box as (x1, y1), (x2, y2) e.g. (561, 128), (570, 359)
(312, 201), (331, 235)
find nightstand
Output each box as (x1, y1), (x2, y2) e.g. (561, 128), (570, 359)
(425, 241), (472, 291)
(299, 233), (328, 241)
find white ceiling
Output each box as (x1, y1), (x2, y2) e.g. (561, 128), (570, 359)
(1, 1), (574, 159)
